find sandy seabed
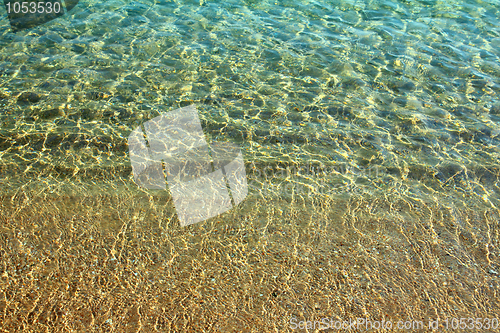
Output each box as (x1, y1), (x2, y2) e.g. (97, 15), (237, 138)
(0, 0), (499, 330)
(0, 177), (499, 333)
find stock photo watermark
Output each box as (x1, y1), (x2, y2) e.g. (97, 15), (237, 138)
(3, 0), (80, 31)
(290, 317), (499, 331)
(128, 104), (248, 227)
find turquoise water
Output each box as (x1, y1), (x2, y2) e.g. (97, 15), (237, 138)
(1, 1), (500, 330)
(0, 0), (499, 203)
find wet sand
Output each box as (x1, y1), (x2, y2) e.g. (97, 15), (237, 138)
(1, 176), (499, 332)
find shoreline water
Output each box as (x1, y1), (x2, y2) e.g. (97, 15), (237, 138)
(1, 0), (500, 330)
(1, 184), (499, 331)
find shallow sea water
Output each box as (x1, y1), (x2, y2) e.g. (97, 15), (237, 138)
(1, 0), (500, 331)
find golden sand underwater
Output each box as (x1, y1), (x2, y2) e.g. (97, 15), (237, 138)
(1, 0), (500, 331)
(0, 162), (499, 331)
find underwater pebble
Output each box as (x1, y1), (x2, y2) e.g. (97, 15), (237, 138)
(17, 92), (42, 104)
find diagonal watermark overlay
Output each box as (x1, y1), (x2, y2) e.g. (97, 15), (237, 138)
(128, 104), (248, 227)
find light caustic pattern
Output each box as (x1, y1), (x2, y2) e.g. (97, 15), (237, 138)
(0, 0), (500, 331)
